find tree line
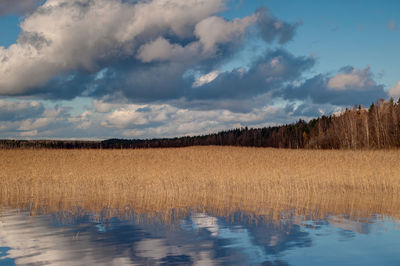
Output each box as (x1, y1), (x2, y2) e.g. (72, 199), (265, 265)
(1, 98), (400, 149)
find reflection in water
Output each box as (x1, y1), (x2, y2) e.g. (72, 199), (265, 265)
(1, 148), (400, 264)
(1, 209), (400, 265)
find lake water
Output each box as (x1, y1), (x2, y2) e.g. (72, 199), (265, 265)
(1, 209), (400, 265)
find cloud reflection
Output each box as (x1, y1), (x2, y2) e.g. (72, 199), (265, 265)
(0, 210), (391, 265)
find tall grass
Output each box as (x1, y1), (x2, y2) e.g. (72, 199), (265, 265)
(1, 147), (400, 222)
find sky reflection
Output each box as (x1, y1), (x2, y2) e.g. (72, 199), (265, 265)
(0, 209), (399, 265)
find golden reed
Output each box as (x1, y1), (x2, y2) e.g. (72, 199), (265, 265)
(1, 147), (400, 223)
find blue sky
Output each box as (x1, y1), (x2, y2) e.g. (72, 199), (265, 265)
(227, 0), (400, 86)
(0, 15), (20, 47)
(0, 0), (399, 139)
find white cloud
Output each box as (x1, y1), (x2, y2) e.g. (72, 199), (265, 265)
(0, 0), (306, 108)
(0, 96), (327, 140)
(101, 104), (176, 129)
(0, 99), (42, 116)
(0, 211), (135, 265)
(0, 0), (225, 95)
(328, 67), (375, 90)
(18, 118), (51, 131)
(389, 80), (400, 98)
(92, 99), (121, 113)
(193, 70), (220, 87)
(19, 130), (38, 137)
(18, 107), (66, 131)
(103, 100), (281, 138)
(137, 37), (201, 63)
(68, 110), (93, 129)
(195, 15), (257, 53)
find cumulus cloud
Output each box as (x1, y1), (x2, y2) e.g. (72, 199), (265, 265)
(0, 99), (72, 138)
(328, 66), (376, 90)
(0, 99), (44, 121)
(92, 99), (122, 113)
(116, 104), (277, 138)
(0, 0), (305, 104)
(89, 48), (313, 112)
(186, 49), (315, 101)
(0, 97), (314, 139)
(194, 14), (257, 53)
(256, 7), (300, 44)
(18, 107), (68, 131)
(0, 0), (225, 96)
(193, 70), (220, 88)
(388, 80), (400, 98)
(1, 0), (387, 140)
(135, 14), (259, 62)
(94, 47), (313, 108)
(288, 101), (342, 118)
(0, 0), (41, 16)
(283, 66), (387, 106)
(89, 97), (310, 139)
(136, 37), (201, 63)
(101, 104), (173, 129)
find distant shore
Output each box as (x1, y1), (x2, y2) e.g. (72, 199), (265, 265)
(2, 98), (400, 150)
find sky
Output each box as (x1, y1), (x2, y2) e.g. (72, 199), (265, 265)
(0, 0), (399, 140)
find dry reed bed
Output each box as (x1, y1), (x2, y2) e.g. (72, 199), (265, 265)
(1, 147), (400, 222)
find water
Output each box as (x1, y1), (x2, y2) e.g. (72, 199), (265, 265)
(1, 209), (400, 265)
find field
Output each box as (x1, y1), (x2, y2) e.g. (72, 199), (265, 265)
(1, 147), (400, 223)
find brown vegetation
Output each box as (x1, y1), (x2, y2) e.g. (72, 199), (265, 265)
(1, 147), (400, 223)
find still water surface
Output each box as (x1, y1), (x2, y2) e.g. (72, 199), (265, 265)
(0, 209), (400, 265)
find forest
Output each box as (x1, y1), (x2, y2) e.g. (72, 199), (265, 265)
(1, 98), (400, 150)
